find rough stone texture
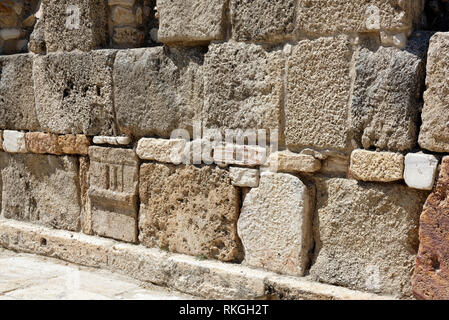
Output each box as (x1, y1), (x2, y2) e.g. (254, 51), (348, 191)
(419, 32), (449, 153)
(41, 0), (109, 52)
(404, 153), (439, 191)
(285, 36), (353, 152)
(0, 131), (2, 151)
(2, 130), (27, 154)
(413, 157), (449, 300)
(297, 0), (424, 37)
(213, 143), (268, 167)
(351, 32), (430, 152)
(0, 54), (40, 132)
(230, 0), (296, 42)
(229, 167), (260, 188)
(204, 42), (283, 135)
(139, 163), (242, 262)
(79, 156), (91, 235)
(114, 47), (204, 138)
(33, 50), (117, 136)
(136, 138), (188, 164)
(0, 152), (81, 231)
(57, 135), (90, 155)
(93, 136), (131, 146)
(238, 172), (312, 276)
(88, 147), (139, 243)
(350, 149), (404, 182)
(25, 132), (62, 155)
(268, 151), (321, 173)
(310, 177), (428, 298)
(157, 0), (226, 45)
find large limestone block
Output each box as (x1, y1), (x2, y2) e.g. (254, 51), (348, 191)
(413, 157), (449, 300)
(204, 42), (283, 134)
(351, 33), (430, 152)
(33, 50), (117, 136)
(267, 151), (321, 173)
(41, 0), (109, 52)
(114, 47), (204, 138)
(230, 0), (296, 42)
(157, 0), (226, 45)
(297, 0), (424, 36)
(139, 163), (242, 262)
(0, 54), (40, 131)
(88, 147), (139, 243)
(419, 33), (449, 153)
(310, 177), (428, 297)
(0, 152), (81, 231)
(349, 149), (404, 182)
(285, 36), (353, 152)
(237, 172), (312, 276)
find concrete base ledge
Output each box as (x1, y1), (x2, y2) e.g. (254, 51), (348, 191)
(0, 218), (393, 300)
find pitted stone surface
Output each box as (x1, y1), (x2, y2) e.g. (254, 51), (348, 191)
(268, 151), (321, 173)
(404, 153), (439, 191)
(229, 167), (260, 188)
(238, 172), (312, 276)
(350, 149), (404, 182)
(25, 132), (62, 155)
(93, 136), (131, 146)
(57, 135), (90, 155)
(136, 138), (188, 164)
(139, 163), (242, 262)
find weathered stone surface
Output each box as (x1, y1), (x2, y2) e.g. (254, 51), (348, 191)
(136, 138), (188, 164)
(268, 151), (321, 173)
(25, 132), (62, 155)
(139, 163), (242, 262)
(79, 156), (92, 235)
(203, 42), (283, 135)
(93, 136), (131, 146)
(88, 147), (139, 243)
(419, 32), (449, 153)
(158, 0), (226, 45)
(0, 54), (39, 131)
(413, 157), (449, 300)
(350, 149), (404, 182)
(114, 47), (204, 138)
(297, 0), (424, 37)
(33, 50), (117, 136)
(285, 36), (353, 152)
(213, 143), (268, 167)
(229, 167), (260, 188)
(404, 153), (439, 191)
(310, 177), (428, 297)
(230, 0), (295, 42)
(238, 172), (312, 276)
(42, 0), (108, 52)
(2, 130), (27, 154)
(57, 135), (90, 155)
(0, 131), (2, 151)
(0, 152), (81, 231)
(351, 32), (430, 152)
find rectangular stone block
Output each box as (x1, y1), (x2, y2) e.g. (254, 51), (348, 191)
(268, 151), (321, 173)
(419, 32), (449, 153)
(230, 0), (296, 42)
(33, 50), (117, 136)
(41, 0), (109, 52)
(139, 163), (242, 262)
(136, 138), (188, 164)
(229, 167), (260, 188)
(88, 146), (139, 243)
(92, 136), (131, 146)
(2, 130), (27, 153)
(204, 42), (283, 135)
(310, 177), (428, 298)
(25, 132), (62, 155)
(0, 152), (81, 231)
(285, 36), (353, 152)
(349, 149), (404, 182)
(157, 0), (226, 45)
(57, 135), (91, 155)
(114, 47), (204, 138)
(404, 153), (439, 191)
(0, 54), (40, 131)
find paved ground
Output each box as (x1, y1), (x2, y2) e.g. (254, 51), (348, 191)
(0, 248), (197, 300)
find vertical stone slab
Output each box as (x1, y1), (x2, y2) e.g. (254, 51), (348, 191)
(139, 163), (242, 262)
(88, 146), (139, 243)
(413, 157), (449, 300)
(237, 172), (312, 276)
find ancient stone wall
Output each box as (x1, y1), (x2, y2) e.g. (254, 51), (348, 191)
(1, 0), (449, 300)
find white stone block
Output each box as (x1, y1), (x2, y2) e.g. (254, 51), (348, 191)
(136, 138), (188, 164)
(2, 130), (28, 153)
(404, 153), (439, 190)
(92, 136), (131, 145)
(229, 167), (260, 188)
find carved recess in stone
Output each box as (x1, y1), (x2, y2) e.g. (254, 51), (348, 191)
(88, 146), (139, 243)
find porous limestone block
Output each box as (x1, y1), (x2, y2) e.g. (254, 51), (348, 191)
(57, 135), (90, 155)
(93, 136), (131, 146)
(2, 130), (27, 154)
(139, 163), (242, 262)
(0, 152), (81, 231)
(136, 138), (188, 164)
(229, 167), (260, 188)
(297, 0), (424, 37)
(230, 0), (296, 42)
(88, 147), (139, 243)
(213, 143), (268, 167)
(157, 0), (226, 45)
(351, 32), (430, 152)
(404, 153), (439, 191)
(204, 42), (283, 135)
(237, 172), (312, 276)
(268, 151), (321, 173)
(33, 50), (117, 136)
(419, 33), (449, 153)
(413, 157), (449, 300)
(285, 36), (353, 152)
(0, 54), (40, 131)
(114, 47), (204, 138)
(310, 177), (428, 298)
(350, 149), (404, 182)
(25, 132), (62, 155)
(42, 0), (108, 52)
